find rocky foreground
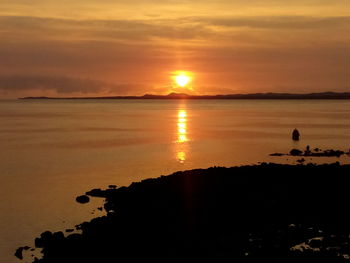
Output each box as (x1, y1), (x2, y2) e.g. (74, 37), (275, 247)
(17, 163), (350, 262)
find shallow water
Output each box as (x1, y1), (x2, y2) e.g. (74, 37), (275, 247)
(1, 99), (350, 262)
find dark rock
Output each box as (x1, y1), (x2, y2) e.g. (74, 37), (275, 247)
(273, 148), (345, 158)
(76, 195), (90, 204)
(296, 158), (305, 164)
(290, 149), (303, 156)
(14, 248), (23, 260)
(35, 231), (52, 248)
(19, 164), (350, 263)
(52, 232), (65, 243)
(304, 145), (311, 156)
(324, 150), (344, 158)
(270, 153), (284, 156)
(86, 188), (105, 197)
(108, 185), (117, 189)
(292, 128), (300, 141)
(66, 233), (81, 242)
(14, 246), (29, 260)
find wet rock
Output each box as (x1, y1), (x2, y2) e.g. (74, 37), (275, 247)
(290, 149), (303, 156)
(270, 153), (284, 156)
(323, 150), (344, 157)
(34, 231), (65, 249)
(272, 147), (346, 158)
(14, 246), (30, 260)
(292, 128), (300, 141)
(52, 231), (64, 240)
(66, 233), (81, 242)
(35, 231), (52, 248)
(86, 188), (106, 197)
(14, 248), (23, 260)
(304, 145), (311, 156)
(76, 195), (90, 204)
(297, 158), (306, 164)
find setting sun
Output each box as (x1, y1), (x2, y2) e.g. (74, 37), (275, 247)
(176, 74), (190, 87)
(173, 71), (192, 88)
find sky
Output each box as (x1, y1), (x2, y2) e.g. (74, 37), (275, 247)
(1, 0), (350, 98)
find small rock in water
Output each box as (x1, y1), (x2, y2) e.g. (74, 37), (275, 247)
(290, 149), (303, 156)
(297, 158), (306, 164)
(14, 246), (30, 260)
(270, 153), (284, 156)
(292, 128), (300, 141)
(76, 195), (90, 204)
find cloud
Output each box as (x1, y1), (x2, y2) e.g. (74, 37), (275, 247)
(1, 14), (350, 97)
(1, 15), (350, 54)
(2, 15), (350, 42)
(0, 16), (211, 43)
(0, 75), (151, 96)
(194, 16), (350, 30)
(0, 75), (110, 93)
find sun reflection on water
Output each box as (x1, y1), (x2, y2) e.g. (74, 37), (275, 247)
(177, 151), (186, 163)
(176, 109), (189, 163)
(177, 110), (188, 143)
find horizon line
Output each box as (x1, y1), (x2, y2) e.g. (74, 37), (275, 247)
(17, 91), (350, 100)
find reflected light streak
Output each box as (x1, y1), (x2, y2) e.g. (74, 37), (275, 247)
(178, 123), (186, 129)
(178, 134), (187, 143)
(178, 111), (187, 118)
(177, 110), (188, 143)
(177, 151), (186, 164)
(176, 109), (189, 163)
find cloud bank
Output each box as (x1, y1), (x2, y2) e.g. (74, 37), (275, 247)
(0, 75), (154, 97)
(1, 0), (350, 97)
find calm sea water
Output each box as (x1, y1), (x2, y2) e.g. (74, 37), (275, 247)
(1, 99), (350, 262)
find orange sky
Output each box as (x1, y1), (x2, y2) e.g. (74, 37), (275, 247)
(1, 0), (350, 98)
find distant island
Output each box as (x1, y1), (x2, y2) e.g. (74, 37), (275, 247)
(19, 92), (350, 100)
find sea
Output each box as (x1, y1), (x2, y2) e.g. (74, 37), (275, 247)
(1, 99), (350, 262)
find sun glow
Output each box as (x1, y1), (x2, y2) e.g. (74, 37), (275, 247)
(176, 75), (190, 87)
(173, 71), (192, 88)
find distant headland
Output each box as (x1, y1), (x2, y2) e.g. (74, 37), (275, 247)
(19, 92), (350, 100)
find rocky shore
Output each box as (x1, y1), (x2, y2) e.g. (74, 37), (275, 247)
(17, 163), (350, 262)
(270, 147), (349, 158)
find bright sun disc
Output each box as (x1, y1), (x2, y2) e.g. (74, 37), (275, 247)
(175, 73), (191, 87)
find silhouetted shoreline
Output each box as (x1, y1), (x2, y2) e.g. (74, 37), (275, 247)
(19, 92), (350, 100)
(16, 163), (350, 262)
